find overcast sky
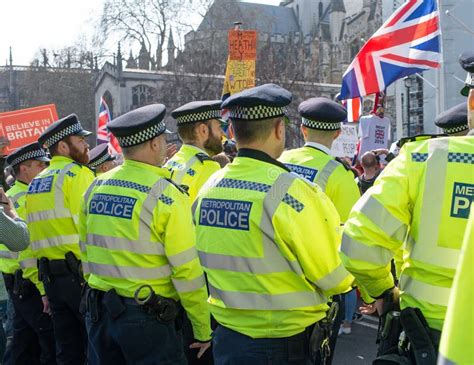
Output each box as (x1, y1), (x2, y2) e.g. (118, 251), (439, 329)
(0, 0), (281, 65)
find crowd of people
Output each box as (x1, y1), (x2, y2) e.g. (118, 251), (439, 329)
(0, 52), (472, 365)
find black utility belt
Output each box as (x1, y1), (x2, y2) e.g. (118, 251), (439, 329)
(2, 270), (35, 298)
(83, 286), (182, 325)
(38, 251), (82, 281)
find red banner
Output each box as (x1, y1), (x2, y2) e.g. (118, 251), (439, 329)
(0, 104), (58, 155)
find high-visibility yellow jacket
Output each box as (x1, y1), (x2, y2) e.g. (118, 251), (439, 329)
(279, 143), (360, 222)
(341, 136), (474, 331)
(4, 181), (45, 294)
(165, 144), (220, 202)
(26, 156), (95, 262)
(79, 159), (212, 341)
(438, 206), (473, 365)
(0, 182), (29, 275)
(194, 148), (353, 339)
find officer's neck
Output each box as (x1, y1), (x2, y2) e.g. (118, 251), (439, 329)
(305, 137), (333, 150)
(237, 141), (281, 160)
(185, 142), (209, 155)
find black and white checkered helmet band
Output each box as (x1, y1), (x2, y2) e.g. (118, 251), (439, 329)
(44, 123), (83, 148)
(8, 149), (48, 167)
(116, 122), (166, 147)
(89, 153), (112, 168)
(229, 105), (286, 120)
(302, 117), (342, 130)
(176, 110), (221, 125)
(443, 124), (469, 134)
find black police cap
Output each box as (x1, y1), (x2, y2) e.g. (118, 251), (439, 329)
(299, 97), (347, 130)
(6, 142), (50, 168)
(221, 83), (292, 121)
(434, 102), (468, 134)
(88, 143), (116, 169)
(38, 114), (91, 149)
(172, 100), (222, 125)
(459, 52), (474, 96)
(108, 104), (169, 148)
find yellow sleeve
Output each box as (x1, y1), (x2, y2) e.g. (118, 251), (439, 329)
(341, 146), (412, 297)
(325, 165), (360, 223)
(276, 180), (353, 297)
(161, 188), (212, 342)
(65, 166), (95, 228)
(189, 162), (220, 203)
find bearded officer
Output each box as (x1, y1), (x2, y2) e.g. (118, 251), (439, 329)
(193, 84), (353, 364)
(3, 143), (56, 364)
(165, 100), (224, 202)
(79, 104), (212, 364)
(26, 114), (94, 364)
(87, 144), (117, 176)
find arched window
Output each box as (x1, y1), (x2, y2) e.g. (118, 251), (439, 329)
(102, 90), (114, 118)
(132, 85), (157, 108)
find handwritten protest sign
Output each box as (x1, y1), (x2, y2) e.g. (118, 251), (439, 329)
(331, 124), (359, 158)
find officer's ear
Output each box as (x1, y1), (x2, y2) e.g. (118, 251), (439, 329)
(333, 129), (342, 140)
(300, 125), (308, 139)
(275, 118), (285, 141)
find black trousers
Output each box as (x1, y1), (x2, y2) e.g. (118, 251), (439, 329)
(5, 280), (56, 365)
(43, 272), (86, 365)
(182, 311), (214, 365)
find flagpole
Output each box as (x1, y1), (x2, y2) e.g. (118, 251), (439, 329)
(435, 0), (445, 132)
(395, 80), (404, 139)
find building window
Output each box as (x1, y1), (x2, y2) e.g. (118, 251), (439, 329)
(132, 85), (156, 108)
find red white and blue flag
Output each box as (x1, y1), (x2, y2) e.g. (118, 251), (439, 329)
(342, 97), (363, 123)
(340, 0), (441, 99)
(97, 97), (122, 155)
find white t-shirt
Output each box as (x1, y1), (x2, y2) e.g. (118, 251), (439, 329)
(358, 115), (391, 164)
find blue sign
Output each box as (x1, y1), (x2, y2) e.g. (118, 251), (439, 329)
(89, 193), (137, 219)
(28, 176), (54, 194)
(285, 163), (318, 182)
(451, 182), (473, 219)
(199, 198), (252, 231)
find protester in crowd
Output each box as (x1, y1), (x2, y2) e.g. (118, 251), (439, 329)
(355, 149), (387, 194)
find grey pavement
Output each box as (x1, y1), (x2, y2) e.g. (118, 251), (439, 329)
(333, 315), (379, 365)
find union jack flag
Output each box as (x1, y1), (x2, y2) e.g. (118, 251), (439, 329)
(342, 97), (363, 123)
(97, 97), (122, 155)
(340, 0), (441, 99)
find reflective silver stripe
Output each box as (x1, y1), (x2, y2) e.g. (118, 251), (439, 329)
(313, 263), (351, 291)
(82, 261), (90, 274)
(172, 274), (206, 293)
(139, 178), (170, 239)
(437, 354), (456, 365)
(174, 154), (199, 184)
(356, 195), (408, 241)
(85, 234), (165, 256)
(400, 275), (451, 307)
(10, 191), (27, 206)
(19, 258), (37, 269)
(79, 240), (87, 253)
(341, 233), (392, 266)
(411, 139), (460, 269)
(30, 234), (79, 250)
(83, 179), (99, 214)
(209, 283), (326, 310)
(168, 247), (198, 267)
(27, 163), (76, 224)
(27, 208), (72, 223)
(314, 159), (339, 192)
(87, 262), (171, 280)
(0, 251), (19, 259)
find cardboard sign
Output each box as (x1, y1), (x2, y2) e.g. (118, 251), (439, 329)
(331, 124), (359, 158)
(228, 30), (257, 60)
(0, 104), (58, 154)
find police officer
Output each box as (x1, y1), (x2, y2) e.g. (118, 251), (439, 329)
(87, 144), (117, 176)
(165, 100), (224, 201)
(340, 130), (474, 361)
(3, 143), (56, 364)
(434, 102), (469, 136)
(193, 84), (353, 364)
(26, 114), (94, 364)
(79, 104), (212, 364)
(438, 206), (473, 365)
(279, 97), (360, 222)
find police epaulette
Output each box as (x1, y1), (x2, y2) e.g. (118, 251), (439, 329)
(398, 134), (445, 148)
(195, 153), (212, 163)
(165, 178), (189, 196)
(334, 157), (352, 171)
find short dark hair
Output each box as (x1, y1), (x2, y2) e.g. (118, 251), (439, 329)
(48, 135), (73, 157)
(12, 160), (32, 176)
(177, 121), (209, 142)
(231, 118), (279, 144)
